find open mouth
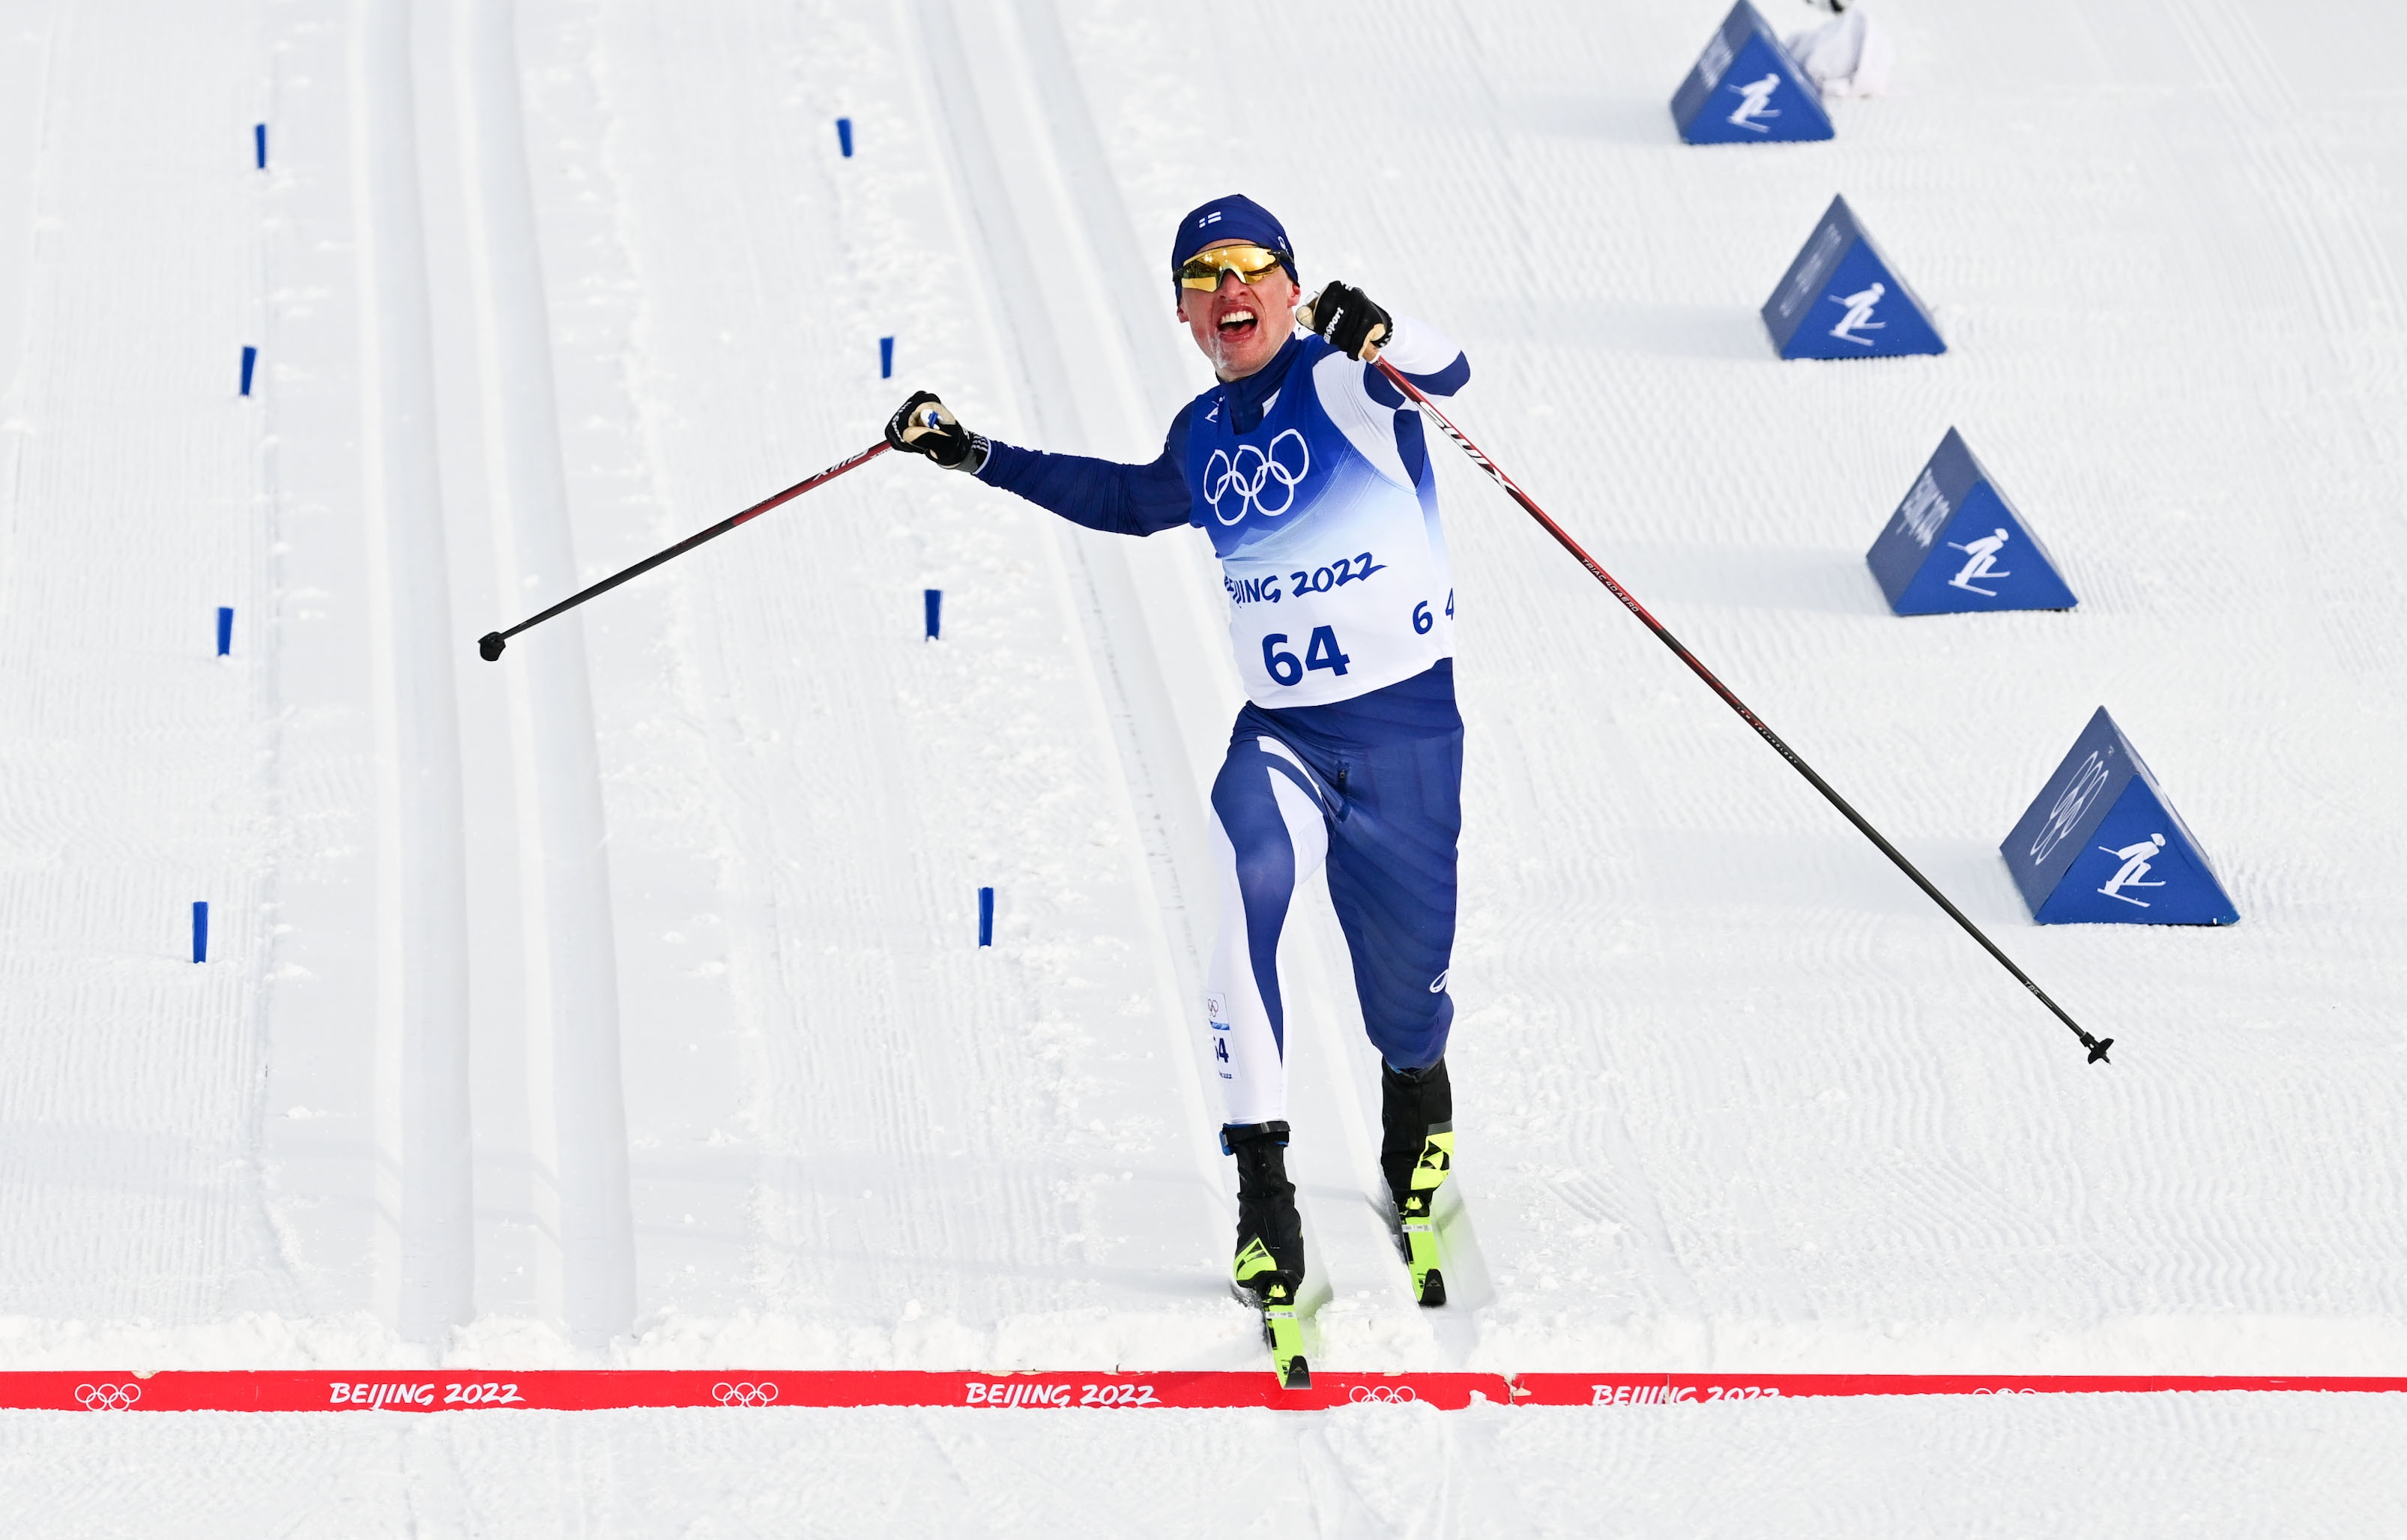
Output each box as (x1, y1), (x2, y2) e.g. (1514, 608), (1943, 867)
(1215, 307), (1259, 342)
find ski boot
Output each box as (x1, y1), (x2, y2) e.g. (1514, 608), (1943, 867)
(1224, 1121), (1310, 1389)
(1381, 1059), (1454, 1307)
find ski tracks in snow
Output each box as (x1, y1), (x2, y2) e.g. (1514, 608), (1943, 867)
(448, 0), (634, 1349)
(513, 0), (1267, 1365)
(253, 0), (633, 1344)
(349, 0), (477, 1344)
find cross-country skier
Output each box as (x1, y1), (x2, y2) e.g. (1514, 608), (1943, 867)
(882, 195), (1470, 1356)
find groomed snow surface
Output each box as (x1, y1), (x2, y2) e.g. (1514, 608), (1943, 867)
(1, 0), (2403, 1532)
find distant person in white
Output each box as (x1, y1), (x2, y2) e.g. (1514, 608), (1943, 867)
(2098, 833), (2168, 906)
(1946, 528), (2012, 596)
(1828, 281), (1885, 345)
(1726, 73), (1782, 132)
(1788, 0), (1896, 98)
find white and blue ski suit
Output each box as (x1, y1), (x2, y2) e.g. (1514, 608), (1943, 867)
(977, 318), (1470, 1126)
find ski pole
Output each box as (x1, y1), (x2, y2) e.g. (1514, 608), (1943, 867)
(1375, 357), (2112, 1066)
(477, 441), (891, 661)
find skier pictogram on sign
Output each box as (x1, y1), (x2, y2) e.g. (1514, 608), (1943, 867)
(1867, 429), (2077, 615)
(2000, 707), (2238, 926)
(1671, 1), (1834, 144)
(1762, 196), (1944, 359)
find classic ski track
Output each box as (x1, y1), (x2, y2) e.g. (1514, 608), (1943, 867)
(903, 0), (1238, 1284)
(521, 0), (806, 1338)
(352, 0), (477, 1339)
(913, 0), (1473, 1359)
(522, 0), (1252, 1358)
(445, 0), (635, 1347)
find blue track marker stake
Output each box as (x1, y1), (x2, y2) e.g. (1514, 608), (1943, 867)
(836, 117), (854, 157)
(240, 345), (257, 396)
(978, 887), (994, 947)
(192, 902), (208, 963)
(253, 123), (267, 169)
(924, 588), (941, 640)
(879, 336), (894, 379)
(217, 606), (234, 656)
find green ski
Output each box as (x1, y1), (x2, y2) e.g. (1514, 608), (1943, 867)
(1236, 1235), (1311, 1388)
(1395, 1126), (1453, 1307)
(1260, 1285), (1311, 1389)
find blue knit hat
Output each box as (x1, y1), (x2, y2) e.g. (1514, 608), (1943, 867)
(1170, 194), (1297, 289)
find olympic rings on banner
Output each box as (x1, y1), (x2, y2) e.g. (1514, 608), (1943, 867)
(711, 1381), (780, 1407)
(1204, 430), (1310, 525)
(1347, 1384), (1419, 1405)
(74, 1383), (141, 1411)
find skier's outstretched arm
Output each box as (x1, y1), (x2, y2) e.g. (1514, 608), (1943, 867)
(885, 390), (1192, 537)
(1374, 315), (1470, 396)
(1297, 285), (1473, 477)
(1304, 280), (1470, 396)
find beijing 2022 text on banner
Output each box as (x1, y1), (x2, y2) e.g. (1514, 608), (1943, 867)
(15, 1368), (2400, 1414)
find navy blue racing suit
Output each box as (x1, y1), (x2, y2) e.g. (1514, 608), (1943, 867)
(976, 321), (1470, 1123)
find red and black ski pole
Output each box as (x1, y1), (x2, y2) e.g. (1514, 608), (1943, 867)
(477, 441), (891, 661)
(1377, 357), (2111, 1066)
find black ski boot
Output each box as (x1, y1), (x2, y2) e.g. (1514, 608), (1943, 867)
(1380, 1059), (1454, 1306)
(1224, 1121), (1309, 1387)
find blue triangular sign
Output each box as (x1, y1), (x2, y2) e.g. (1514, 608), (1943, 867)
(1867, 429), (2077, 615)
(1671, 2), (1833, 144)
(1762, 196), (1945, 359)
(2001, 708), (2239, 926)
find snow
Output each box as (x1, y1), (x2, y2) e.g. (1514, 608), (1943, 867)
(1, 0), (2405, 1529)
(8, 1395), (2407, 1536)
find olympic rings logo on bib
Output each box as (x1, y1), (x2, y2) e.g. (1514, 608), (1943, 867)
(1204, 429), (1310, 525)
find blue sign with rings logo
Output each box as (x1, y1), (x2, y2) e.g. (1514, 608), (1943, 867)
(2001, 707), (2238, 925)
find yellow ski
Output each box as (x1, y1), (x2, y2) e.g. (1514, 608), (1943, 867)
(1398, 1128), (1453, 1306)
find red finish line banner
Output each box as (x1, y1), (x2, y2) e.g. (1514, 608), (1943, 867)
(7, 1370), (2404, 1415)
(3, 1371), (1507, 1414)
(1507, 1373), (2407, 1406)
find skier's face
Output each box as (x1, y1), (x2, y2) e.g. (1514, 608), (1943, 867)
(1177, 241), (1299, 381)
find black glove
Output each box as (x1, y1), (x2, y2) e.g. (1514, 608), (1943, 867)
(884, 390), (989, 474)
(1303, 281), (1392, 361)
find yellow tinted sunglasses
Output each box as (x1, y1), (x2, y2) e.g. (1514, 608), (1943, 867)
(1177, 244), (1292, 292)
